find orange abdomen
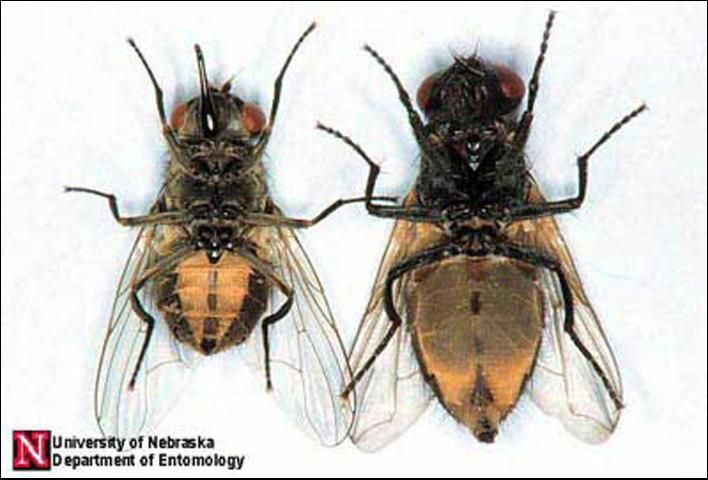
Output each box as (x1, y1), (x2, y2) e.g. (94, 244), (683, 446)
(406, 256), (544, 442)
(158, 252), (269, 354)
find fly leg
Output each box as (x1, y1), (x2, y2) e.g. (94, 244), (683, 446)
(317, 123), (443, 222)
(495, 240), (623, 410)
(255, 22), (317, 154)
(241, 195), (397, 228)
(514, 11), (556, 149)
(65, 187), (188, 226)
(342, 243), (463, 399)
(128, 246), (193, 390)
(260, 293), (293, 391)
(126, 39), (181, 152)
(508, 104), (646, 221)
(234, 247), (294, 391)
(361, 45), (428, 149)
(359, 45), (450, 170)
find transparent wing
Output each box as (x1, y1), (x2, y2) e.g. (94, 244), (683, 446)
(347, 211), (446, 452)
(238, 224), (354, 446)
(94, 223), (200, 439)
(509, 180), (623, 443)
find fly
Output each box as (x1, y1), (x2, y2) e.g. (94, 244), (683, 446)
(67, 23), (375, 445)
(320, 11), (645, 450)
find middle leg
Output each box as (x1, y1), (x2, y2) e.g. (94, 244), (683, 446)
(241, 195), (398, 228)
(508, 104), (646, 221)
(65, 187), (187, 226)
(317, 123), (444, 222)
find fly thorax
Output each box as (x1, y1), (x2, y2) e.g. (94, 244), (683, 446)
(219, 164), (269, 213)
(194, 225), (237, 263)
(416, 154), (473, 207)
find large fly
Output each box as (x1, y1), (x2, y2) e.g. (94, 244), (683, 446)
(320, 11), (645, 450)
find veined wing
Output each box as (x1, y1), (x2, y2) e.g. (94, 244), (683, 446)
(94, 222), (200, 439)
(507, 179), (623, 442)
(239, 222), (354, 446)
(347, 197), (448, 451)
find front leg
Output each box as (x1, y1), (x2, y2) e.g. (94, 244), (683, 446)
(255, 22), (317, 155)
(361, 45), (428, 150)
(514, 11), (556, 150)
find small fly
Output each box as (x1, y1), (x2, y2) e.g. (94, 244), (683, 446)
(67, 23), (373, 445)
(320, 11), (645, 450)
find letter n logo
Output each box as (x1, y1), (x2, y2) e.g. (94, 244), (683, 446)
(12, 430), (51, 470)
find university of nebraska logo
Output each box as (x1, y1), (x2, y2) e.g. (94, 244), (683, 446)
(12, 430), (52, 470)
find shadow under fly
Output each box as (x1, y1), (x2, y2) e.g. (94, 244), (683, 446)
(319, 11), (645, 451)
(67, 23), (386, 446)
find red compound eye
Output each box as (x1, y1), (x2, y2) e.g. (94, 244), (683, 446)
(170, 102), (189, 130)
(493, 64), (525, 103)
(240, 102), (266, 134)
(416, 72), (440, 111)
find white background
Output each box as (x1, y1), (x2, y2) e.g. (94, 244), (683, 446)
(2, 1), (706, 477)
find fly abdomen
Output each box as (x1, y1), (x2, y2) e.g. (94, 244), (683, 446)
(407, 256), (544, 442)
(470, 291), (482, 315)
(160, 252), (269, 355)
